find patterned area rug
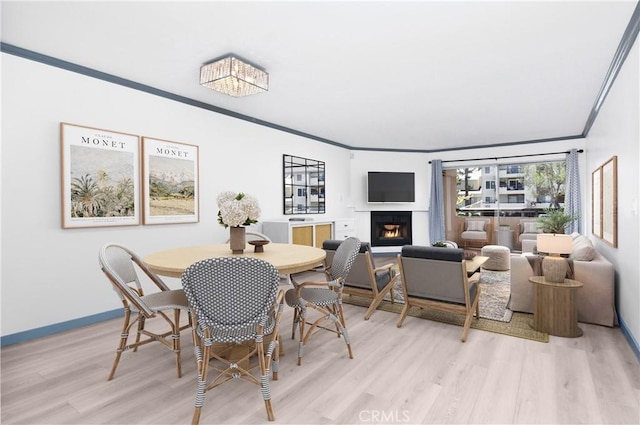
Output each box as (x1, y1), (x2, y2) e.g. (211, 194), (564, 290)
(478, 270), (513, 322)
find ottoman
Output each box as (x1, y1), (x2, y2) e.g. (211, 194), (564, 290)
(481, 245), (510, 271)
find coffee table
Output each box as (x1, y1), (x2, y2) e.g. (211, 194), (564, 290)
(465, 255), (489, 276)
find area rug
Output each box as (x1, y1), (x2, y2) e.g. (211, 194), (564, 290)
(344, 268), (547, 342)
(344, 294), (548, 343)
(478, 270), (513, 322)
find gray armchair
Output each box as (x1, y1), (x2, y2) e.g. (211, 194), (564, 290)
(322, 240), (398, 320)
(396, 246), (481, 342)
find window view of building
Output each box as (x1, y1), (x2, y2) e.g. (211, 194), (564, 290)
(455, 161), (566, 217)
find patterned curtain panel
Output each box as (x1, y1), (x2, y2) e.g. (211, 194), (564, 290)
(429, 159), (446, 243)
(565, 148), (582, 234)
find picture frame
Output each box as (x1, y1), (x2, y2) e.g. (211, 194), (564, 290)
(142, 137), (199, 224)
(60, 122), (140, 228)
(591, 167), (601, 239)
(592, 156), (617, 247)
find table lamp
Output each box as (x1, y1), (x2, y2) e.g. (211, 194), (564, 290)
(536, 234), (573, 283)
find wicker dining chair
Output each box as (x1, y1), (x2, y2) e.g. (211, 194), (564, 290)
(181, 257), (284, 425)
(285, 237), (361, 365)
(98, 243), (191, 381)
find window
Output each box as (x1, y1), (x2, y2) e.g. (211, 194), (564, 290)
(454, 160), (566, 217)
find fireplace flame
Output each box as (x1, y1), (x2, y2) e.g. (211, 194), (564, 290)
(382, 224), (400, 238)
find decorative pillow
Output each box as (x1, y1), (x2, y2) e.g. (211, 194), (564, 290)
(523, 222), (541, 234)
(466, 221), (485, 231)
(570, 235), (596, 261)
(571, 245), (596, 261)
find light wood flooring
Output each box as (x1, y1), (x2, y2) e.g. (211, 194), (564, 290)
(2, 270), (639, 424)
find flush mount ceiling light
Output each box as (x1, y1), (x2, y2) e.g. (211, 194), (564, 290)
(199, 55), (268, 97)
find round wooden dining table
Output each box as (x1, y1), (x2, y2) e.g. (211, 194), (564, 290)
(143, 243), (326, 278)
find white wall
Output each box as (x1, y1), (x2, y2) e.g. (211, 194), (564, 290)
(0, 54), (351, 336)
(2, 49), (636, 349)
(348, 151), (431, 246)
(585, 42), (640, 345)
(348, 139), (587, 247)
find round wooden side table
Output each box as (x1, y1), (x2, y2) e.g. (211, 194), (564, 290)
(529, 276), (584, 337)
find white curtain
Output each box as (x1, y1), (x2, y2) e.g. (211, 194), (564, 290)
(429, 160), (445, 243)
(565, 148), (582, 233)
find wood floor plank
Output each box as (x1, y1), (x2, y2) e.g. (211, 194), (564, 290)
(2, 294), (639, 424)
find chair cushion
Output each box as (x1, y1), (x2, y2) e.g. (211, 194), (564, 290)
(466, 220), (486, 231)
(461, 230), (488, 240)
(285, 287), (339, 308)
(374, 269), (392, 291)
(523, 222), (541, 233)
(402, 245), (464, 262)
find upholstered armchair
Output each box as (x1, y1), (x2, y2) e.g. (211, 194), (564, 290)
(518, 219), (542, 249)
(322, 240), (398, 320)
(459, 218), (492, 249)
(396, 246), (480, 341)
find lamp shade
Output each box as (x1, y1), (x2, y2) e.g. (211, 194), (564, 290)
(536, 234), (573, 255)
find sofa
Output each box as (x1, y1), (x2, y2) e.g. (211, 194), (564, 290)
(507, 232), (616, 327)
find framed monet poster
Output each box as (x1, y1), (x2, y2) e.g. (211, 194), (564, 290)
(142, 137), (199, 224)
(60, 123), (140, 228)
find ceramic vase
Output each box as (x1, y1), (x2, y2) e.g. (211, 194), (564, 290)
(229, 226), (246, 254)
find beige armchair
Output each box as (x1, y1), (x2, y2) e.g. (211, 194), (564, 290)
(518, 219), (542, 248)
(459, 218), (492, 249)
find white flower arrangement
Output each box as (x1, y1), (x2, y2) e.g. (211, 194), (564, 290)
(217, 191), (261, 228)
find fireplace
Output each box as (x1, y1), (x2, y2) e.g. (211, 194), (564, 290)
(370, 211), (412, 247)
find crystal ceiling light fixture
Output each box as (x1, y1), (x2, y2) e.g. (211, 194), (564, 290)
(199, 55), (269, 97)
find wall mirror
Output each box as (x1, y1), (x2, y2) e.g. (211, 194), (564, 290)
(283, 154), (325, 214)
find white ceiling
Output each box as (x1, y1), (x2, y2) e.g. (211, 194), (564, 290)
(1, 1), (637, 151)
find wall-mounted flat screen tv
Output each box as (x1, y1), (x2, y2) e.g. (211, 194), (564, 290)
(367, 171), (415, 203)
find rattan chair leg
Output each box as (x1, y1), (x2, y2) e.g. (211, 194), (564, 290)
(291, 307), (300, 340)
(192, 336), (211, 425)
(108, 310), (132, 381)
(108, 351), (123, 381)
(191, 409), (202, 425)
(173, 309), (182, 378)
(134, 317), (145, 352)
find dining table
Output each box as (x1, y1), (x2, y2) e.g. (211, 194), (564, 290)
(143, 242), (326, 279)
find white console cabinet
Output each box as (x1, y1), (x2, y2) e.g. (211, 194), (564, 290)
(262, 218), (355, 248)
(333, 219), (356, 241)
